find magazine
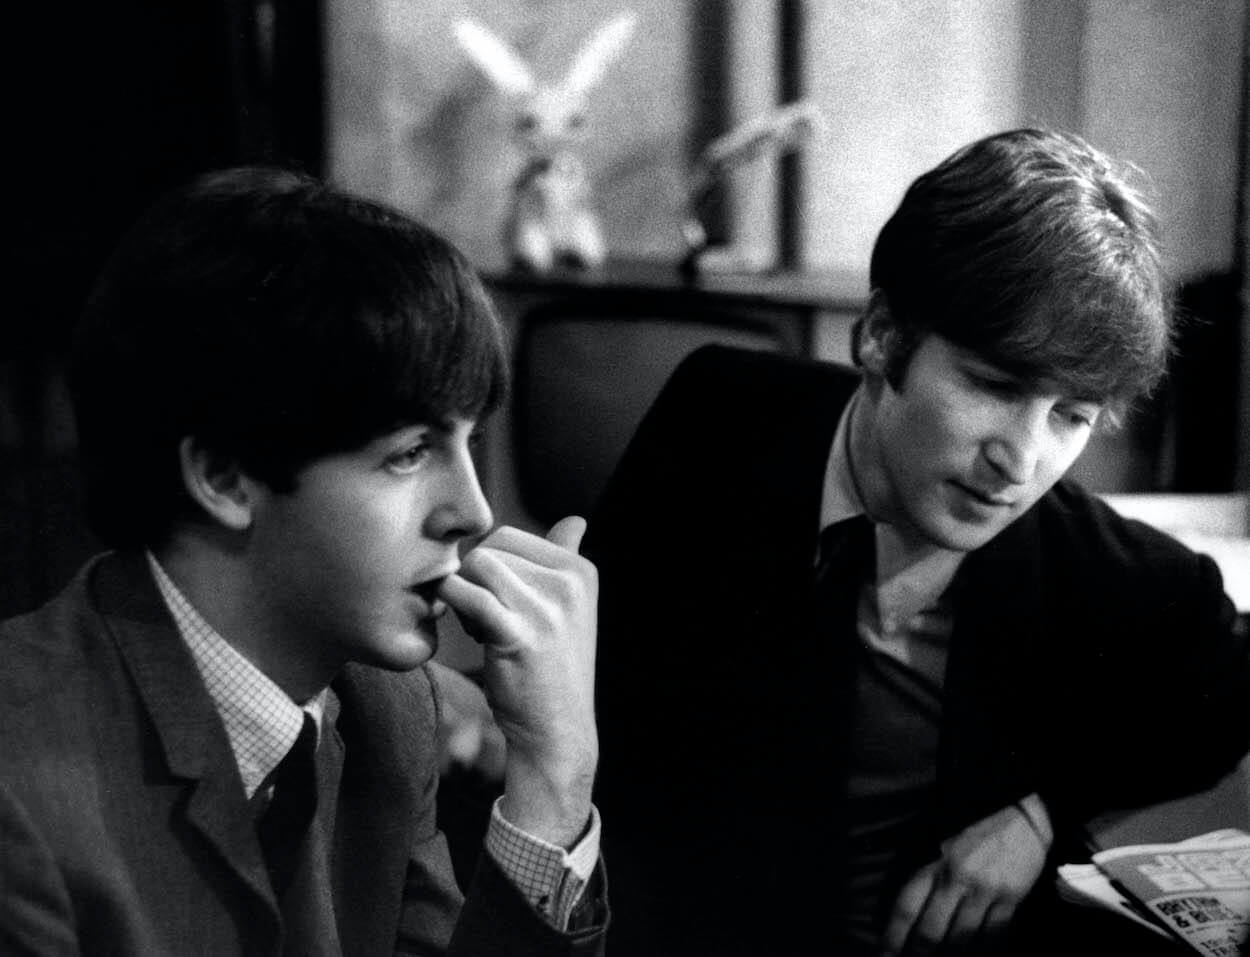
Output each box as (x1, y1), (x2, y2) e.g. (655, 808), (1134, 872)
(1058, 828), (1249, 955)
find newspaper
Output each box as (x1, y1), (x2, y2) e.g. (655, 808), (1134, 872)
(1058, 828), (1249, 955)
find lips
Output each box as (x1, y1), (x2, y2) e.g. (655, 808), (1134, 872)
(411, 578), (449, 619)
(952, 481), (1015, 508)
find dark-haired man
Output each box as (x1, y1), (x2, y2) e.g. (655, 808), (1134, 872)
(587, 129), (1250, 955)
(0, 168), (606, 955)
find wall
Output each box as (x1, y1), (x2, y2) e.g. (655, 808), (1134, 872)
(1243, 127), (1250, 489)
(1082, 0), (1243, 282)
(799, 0), (1029, 276)
(797, 0), (1244, 283)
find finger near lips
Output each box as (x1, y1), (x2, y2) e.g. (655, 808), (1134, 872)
(436, 573), (497, 638)
(438, 548), (569, 643)
(464, 531), (595, 606)
(479, 523), (591, 570)
(457, 545), (558, 611)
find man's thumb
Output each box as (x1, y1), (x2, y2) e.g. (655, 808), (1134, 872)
(546, 515), (587, 552)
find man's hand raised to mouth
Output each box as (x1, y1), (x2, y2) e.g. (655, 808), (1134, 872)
(439, 516), (599, 848)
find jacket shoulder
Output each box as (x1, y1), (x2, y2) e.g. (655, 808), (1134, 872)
(1035, 481), (1212, 581)
(0, 557), (110, 715)
(1023, 480), (1240, 649)
(588, 346), (856, 559)
(666, 344), (859, 416)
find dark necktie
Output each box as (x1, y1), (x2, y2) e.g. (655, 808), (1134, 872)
(257, 713), (319, 899)
(811, 513), (877, 944)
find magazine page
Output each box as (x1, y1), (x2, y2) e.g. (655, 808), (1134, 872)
(1055, 861), (1172, 937)
(1091, 830), (1249, 956)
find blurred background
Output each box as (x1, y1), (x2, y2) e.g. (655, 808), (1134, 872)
(3, 0), (1248, 622)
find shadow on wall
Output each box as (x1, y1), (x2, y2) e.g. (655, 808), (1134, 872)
(0, 358), (100, 620)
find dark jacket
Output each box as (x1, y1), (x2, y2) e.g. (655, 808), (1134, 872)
(0, 550), (608, 956)
(585, 344), (1250, 955)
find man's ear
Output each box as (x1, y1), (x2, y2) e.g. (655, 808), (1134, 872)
(177, 436), (255, 532)
(856, 292), (896, 377)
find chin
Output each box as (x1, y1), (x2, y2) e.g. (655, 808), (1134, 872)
(922, 516), (1001, 553)
(367, 625), (440, 672)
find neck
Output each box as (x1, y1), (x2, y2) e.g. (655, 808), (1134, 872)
(846, 381), (892, 526)
(153, 531), (338, 703)
(842, 391), (875, 518)
(848, 377), (955, 560)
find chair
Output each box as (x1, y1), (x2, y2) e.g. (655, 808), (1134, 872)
(510, 302), (803, 527)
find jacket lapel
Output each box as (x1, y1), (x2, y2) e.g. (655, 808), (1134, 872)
(938, 509), (1050, 830)
(94, 552), (280, 923)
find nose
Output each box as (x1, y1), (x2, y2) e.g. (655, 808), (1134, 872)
(982, 402), (1050, 485)
(427, 448), (494, 542)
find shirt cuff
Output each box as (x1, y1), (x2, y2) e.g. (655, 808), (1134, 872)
(1016, 792), (1054, 847)
(484, 797), (601, 931)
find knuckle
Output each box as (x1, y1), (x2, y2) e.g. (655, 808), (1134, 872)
(504, 610), (537, 645)
(553, 565), (596, 605)
(486, 524), (520, 543)
(999, 885), (1025, 904)
(946, 858), (979, 887)
(464, 544), (501, 571)
(894, 900), (921, 925)
(578, 556), (599, 588)
(541, 571), (578, 607)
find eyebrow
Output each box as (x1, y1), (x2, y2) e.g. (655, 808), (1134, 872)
(375, 422), (437, 448)
(965, 359), (1107, 404)
(1032, 383), (1107, 405)
(425, 418), (455, 435)
(409, 415), (481, 437)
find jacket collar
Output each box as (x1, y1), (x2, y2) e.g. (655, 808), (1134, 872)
(937, 503), (1050, 826)
(92, 551), (282, 921)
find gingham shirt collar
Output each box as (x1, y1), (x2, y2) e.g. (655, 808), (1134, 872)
(145, 553), (326, 800)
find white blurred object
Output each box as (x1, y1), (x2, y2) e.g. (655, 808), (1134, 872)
(454, 12), (636, 273)
(681, 100), (826, 275)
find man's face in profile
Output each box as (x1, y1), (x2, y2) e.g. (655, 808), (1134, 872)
(236, 417), (494, 693)
(857, 333), (1103, 552)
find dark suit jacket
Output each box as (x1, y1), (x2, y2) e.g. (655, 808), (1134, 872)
(585, 345), (1250, 955)
(0, 550), (608, 956)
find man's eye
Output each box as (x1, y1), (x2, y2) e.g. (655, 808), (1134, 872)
(386, 444), (429, 473)
(1056, 405), (1097, 428)
(968, 370), (1018, 396)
